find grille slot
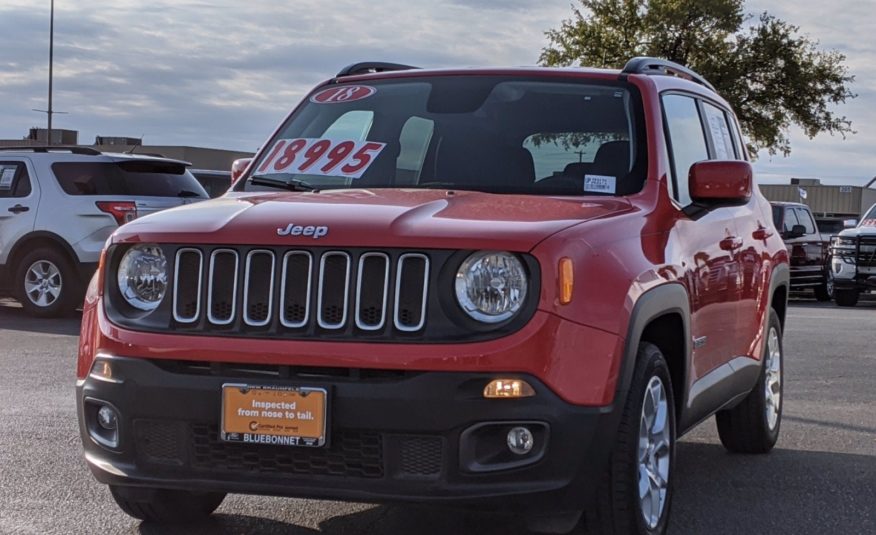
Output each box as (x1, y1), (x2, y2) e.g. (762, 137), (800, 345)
(191, 424), (384, 478)
(207, 249), (238, 325)
(173, 248), (203, 323)
(355, 253), (390, 330)
(280, 251), (313, 328)
(243, 250), (275, 326)
(318, 252), (351, 329)
(394, 254), (429, 331)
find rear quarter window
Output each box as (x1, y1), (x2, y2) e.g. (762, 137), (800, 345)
(52, 161), (207, 197)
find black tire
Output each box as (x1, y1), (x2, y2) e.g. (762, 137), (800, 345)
(834, 289), (859, 307)
(813, 271), (833, 302)
(109, 486), (225, 523)
(14, 247), (80, 318)
(584, 342), (676, 535)
(715, 309), (783, 454)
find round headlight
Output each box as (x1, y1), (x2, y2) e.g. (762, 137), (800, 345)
(455, 251), (528, 323)
(117, 244), (167, 311)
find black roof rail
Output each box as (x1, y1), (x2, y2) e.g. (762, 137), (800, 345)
(0, 145), (102, 155)
(336, 62), (420, 77)
(621, 57), (716, 92)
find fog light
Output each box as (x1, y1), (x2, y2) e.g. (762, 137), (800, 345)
(484, 379), (535, 399)
(507, 426), (534, 455)
(97, 405), (118, 430)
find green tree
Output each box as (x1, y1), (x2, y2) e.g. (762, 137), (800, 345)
(540, 0), (855, 156)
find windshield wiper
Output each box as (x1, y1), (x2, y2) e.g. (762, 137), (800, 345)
(250, 175), (317, 192)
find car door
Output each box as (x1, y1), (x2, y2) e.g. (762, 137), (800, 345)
(0, 159), (39, 268)
(701, 103), (767, 360)
(792, 207), (827, 287)
(663, 94), (743, 380)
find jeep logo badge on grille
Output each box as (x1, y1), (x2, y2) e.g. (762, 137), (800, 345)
(277, 224), (329, 239)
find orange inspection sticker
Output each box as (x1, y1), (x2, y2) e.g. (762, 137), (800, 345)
(221, 384), (327, 447)
(256, 138), (386, 179)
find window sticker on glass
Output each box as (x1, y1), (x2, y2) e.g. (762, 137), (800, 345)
(310, 85), (376, 104)
(584, 174), (616, 194)
(0, 166), (16, 190)
(257, 138), (386, 179)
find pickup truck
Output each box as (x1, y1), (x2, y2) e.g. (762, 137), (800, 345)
(830, 203), (876, 306)
(770, 201), (832, 301)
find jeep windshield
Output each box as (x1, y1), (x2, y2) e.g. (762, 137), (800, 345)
(241, 76), (647, 196)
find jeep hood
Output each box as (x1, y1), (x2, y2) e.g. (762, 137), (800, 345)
(113, 189), (634, 251)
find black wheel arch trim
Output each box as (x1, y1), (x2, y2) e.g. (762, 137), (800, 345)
(615, 282), (691, 422)
(8, 231), (81, 270)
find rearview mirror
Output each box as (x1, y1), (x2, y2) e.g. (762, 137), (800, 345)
(844, 219), (858, 229)
(231, 158), (253, 184)
(688, 160), (753, 206)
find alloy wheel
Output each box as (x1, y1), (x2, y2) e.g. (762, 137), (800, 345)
(764, 326), (782, 430)
(638, 375), (671, 530)
(24, 260), (63, 308)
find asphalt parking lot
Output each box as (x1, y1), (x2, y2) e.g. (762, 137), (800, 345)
(0, 298), (874, 535)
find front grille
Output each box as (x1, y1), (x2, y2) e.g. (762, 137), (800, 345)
(191, 424), (384, 478)
(135, 420), (186, 465)
(171, 247), (431, 335)
(857, 238), (876, 267)
(398, 436), (443, 476)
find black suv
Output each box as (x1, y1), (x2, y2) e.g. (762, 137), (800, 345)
(771, 202), (832, 301)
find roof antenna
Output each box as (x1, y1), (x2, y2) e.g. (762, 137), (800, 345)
(126, 134), (144, 154)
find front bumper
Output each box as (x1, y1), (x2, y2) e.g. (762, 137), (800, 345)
(77, 355), (618, 512)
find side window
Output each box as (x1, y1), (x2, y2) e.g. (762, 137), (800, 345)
(662, 94), (709, 206)
(795, 208), (816, 234)
(0, 162), (31, 198)
(728, 114), (747, 160)
(702, 103), (736, 160)
(771, 205), (783, 230)
(783, 207), (800, 233)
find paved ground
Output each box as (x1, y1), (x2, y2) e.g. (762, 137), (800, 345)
(0, 298), (874, 534)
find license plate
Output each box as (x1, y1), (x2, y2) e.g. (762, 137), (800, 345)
(221, 384), (327, 447)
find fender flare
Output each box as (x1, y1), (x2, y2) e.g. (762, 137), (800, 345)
(7, 231), (80, 272)
(613, 283), (691, 413)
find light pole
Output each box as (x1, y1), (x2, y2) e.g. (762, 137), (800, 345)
(48, 0), (54, 144)
(32, 0), (66, 145)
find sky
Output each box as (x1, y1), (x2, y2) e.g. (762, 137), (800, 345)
(0, 0), (873, 185)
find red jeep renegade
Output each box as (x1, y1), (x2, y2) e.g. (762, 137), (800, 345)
(77, 58), (790, 534)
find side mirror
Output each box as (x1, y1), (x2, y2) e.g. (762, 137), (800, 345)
(689, 160), (752, 206)
(844, 219), (858, 229)
(231, 158), (253, 184)
(787, 224), (806, 239)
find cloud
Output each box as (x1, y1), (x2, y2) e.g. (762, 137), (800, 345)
(0, 0), (873, 183)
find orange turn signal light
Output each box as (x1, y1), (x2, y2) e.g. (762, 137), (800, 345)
(483, 379), (536, 399)
(559, 257), (574, 305)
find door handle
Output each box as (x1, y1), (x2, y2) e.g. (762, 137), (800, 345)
(8, 204), (30, 214)
(720, 236), (743, 251)
(753, 227), (773, 241)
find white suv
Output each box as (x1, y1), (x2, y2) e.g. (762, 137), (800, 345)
(0, 146), (208, 317)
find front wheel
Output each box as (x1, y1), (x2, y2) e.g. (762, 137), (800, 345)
(584, 342), (675, 535)
(109, 486), (225, 523)
(715, 309), (783, 453)
(834, 288), (859, 307)
(814, 271), (834, 302)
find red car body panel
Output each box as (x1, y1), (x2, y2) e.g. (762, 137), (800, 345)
(78, 67), (789, 411)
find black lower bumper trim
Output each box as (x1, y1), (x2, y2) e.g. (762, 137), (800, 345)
(77, 356), (619, 512)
